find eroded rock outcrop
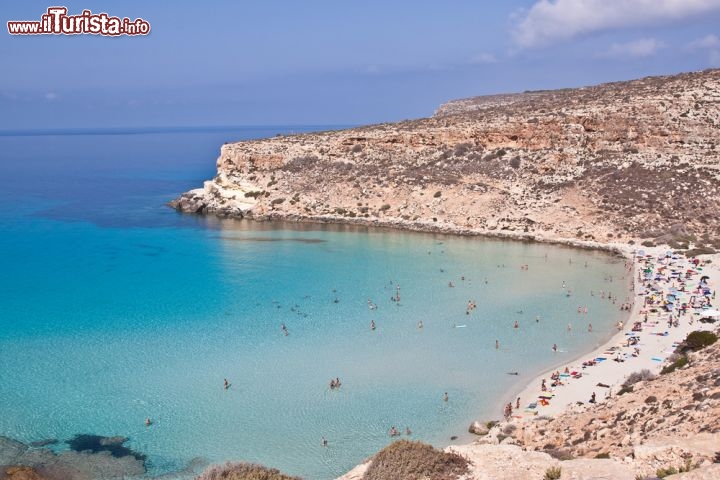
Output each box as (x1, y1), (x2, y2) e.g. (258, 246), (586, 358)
(171, 69), (720, 247)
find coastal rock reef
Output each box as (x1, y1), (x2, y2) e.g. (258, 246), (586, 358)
(171, 69), (720, 248)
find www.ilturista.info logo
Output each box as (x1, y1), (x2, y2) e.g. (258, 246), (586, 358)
(7, 7), (150, 36)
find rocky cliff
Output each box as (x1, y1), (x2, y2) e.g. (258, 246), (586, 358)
(170, 69), (720, 248)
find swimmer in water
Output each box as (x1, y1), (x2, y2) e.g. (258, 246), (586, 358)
(495, 339), (500, 349)
(418, 320), (423, 329)
(552, 343), (558, 352)
(513, 320), (519, 329)
(443, 392), (449, 402)
(224, 378), (230, 389)
(145, 418), (152, 426)
(370, 320), (376, 330)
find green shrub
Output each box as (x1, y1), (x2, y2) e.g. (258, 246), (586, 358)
(656, 466), (678, 478)
(196, 462), (302, 480)
(595, 452), (610, 459)
(543, 466), (562, 480)
(617, 385), (634, 395)
(434, 191), (442, 198)
(362, 440), (469, 480)
(379, 204), (391, 211)
(661, 355), (688, 374)
(270, 198), (285, 206)
(684, 331), (718, 351)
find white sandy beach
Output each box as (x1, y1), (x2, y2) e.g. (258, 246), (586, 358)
(511, 246), (719, 421)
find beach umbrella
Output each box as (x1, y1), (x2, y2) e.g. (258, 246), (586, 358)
(637, 249), (645, 257)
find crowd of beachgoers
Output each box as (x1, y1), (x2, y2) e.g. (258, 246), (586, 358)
(510, 248), (717, 421)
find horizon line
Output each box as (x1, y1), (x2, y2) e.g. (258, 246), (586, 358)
(0, 124), (355, 137)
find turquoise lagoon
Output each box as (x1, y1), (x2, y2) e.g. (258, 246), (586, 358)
(0, 128), (628, 479)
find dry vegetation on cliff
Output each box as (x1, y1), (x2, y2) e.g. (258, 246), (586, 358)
(361, 440), (469, 480)
(194, 462), (302, 480)
(171, 69), (720, 248)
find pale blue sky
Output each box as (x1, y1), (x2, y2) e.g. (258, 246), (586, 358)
(1, 1), (719, 128)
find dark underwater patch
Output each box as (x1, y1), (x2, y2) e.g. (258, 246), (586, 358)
(66, 434), (147, 462)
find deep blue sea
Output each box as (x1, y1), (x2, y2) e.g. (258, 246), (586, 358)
(0, 127), (629, 479)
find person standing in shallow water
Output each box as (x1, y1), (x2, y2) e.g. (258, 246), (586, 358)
(443, 392), (449, 402)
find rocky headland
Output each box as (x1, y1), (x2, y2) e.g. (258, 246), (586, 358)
(170, 68), (720, 251)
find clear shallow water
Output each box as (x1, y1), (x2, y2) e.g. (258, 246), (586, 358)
(0, 128), (628, 479)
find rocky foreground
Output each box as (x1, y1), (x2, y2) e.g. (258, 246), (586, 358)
(171, 69), (720, 249)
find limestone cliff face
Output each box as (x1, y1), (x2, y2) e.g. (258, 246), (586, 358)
(170, 69), (720, 246)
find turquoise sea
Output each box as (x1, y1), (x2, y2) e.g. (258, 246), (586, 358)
(0, 127), (629, 479)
